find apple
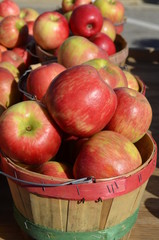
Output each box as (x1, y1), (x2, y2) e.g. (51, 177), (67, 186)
(33, 11), (69, 51)
(106, 87), (152, 143)
(83, 58), (128, 89)
(44, 64), (117, 137)
(12, 46), (34, 69)
(89, 32), (116, 56)
(57, 35), (108, 68)
(26, 20), (34, 36)
(63, 10), (72, 23)
(0, 67), (22, 108)
(0, 44), (7, 52)
(0, 0), (20, 17)
(93, 0), (125, 24)
(73, 130), (142, 179)
(26, 62), (66, 101)
(62, 0), (92, 13)
(0, 61), (20, 82)
(19, 8), (39, 22)
(0, 15), (28, 49)
(123, 70), (140, 92)
(114, 19), (125, 34)
(0, 101), (6, 116)
(0, 100), (62, 165)
(1, 50), (26, 75)
(101, 17), (116, 41)
(35, 161), (73, 179)
(69, 4), (103, 38)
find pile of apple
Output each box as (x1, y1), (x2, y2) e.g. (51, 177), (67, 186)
(0, 0), (153, 180)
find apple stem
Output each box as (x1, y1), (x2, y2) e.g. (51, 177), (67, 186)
(87, 24), (93, 30)
(26, 126), (32, 131)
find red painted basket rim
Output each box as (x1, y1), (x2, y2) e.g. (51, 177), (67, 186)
(0, 132), (157, 201)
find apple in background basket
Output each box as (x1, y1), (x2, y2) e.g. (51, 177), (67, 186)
(0, 15), (28, 49)
(106, 87), (152, 143)
(35, 161), (73, 179)
(89, 32), (116, 56)
(19, 8), (39, 22)
(0, 44), (7, 53)
(0, 0), (20, 17)
(44, 64), (117, 138)
(12, 46), (34, 69)
(57, 35), (108, 68)
(33, 11), (69, 51)
(1, 50), (26, 75)
(69, 4), (103, 38)
(0, 100), (62, 165)
(27, 20), (34, 36)
(93, 0), (125, 24)
(26, 62), (66, 101)
(0, 67), (22, 108)
(62, 0), (92, 13)
(63, 10), (72, 23)
(123, 70), (140, 92)
(0, 101), (6, 116)
(101, 17), (116, 42)
(73, 130), (142, 179)
(0, 61), (20, 82)
(83, 58), (128, 89)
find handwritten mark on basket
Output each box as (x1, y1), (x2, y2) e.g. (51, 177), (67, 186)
(107, 181), (119, 193)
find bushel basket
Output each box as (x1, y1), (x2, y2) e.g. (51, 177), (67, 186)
(0, 132), (157, 240)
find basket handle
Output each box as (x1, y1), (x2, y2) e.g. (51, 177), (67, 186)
(18, 69), (38, 101)
(0, 169), (94, 187)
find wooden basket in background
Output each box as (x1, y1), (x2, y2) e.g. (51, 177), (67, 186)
(109, 34), (129, 67)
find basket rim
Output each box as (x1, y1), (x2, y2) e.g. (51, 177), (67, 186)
(0, 132), (157, 200)
(1, 132), (156, 183)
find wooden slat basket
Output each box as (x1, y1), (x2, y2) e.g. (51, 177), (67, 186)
(109, 34), (128, 67)
(0, 132), (157, 240)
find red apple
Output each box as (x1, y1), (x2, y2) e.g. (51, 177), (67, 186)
(0, 44), (7, 52)
(83, 58), (128, 89)
(114, 19), (125, 34)
(26, 62), (66, 101)
(62, 0), (92, 13)
(0, 15), (28, 48)
(19, 8), (39, 22)
(33, 11), (69, 51)
(101, 17), (116, 41)
(106, 87), (152, 143)
(0, 100), (62, 165)
(12, 46), (34, 68)
(90, 32), (116, 56)
(57, 35), (108, 68)
(0, 101), (6, 116)
(44, 65), (117, 137)
(0, 0), (20, 17)
(0, 61), (20, 82)
(93, 0), (125, 24)
(123, 70), (140, 92)
(0, 67), (22, 107)
(35, 161), (73, 179)
(1, 50), (26, 74)
(69, 4), (103, 38)
(73, 130), (142, 179)
(26, 20), (34, 36)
